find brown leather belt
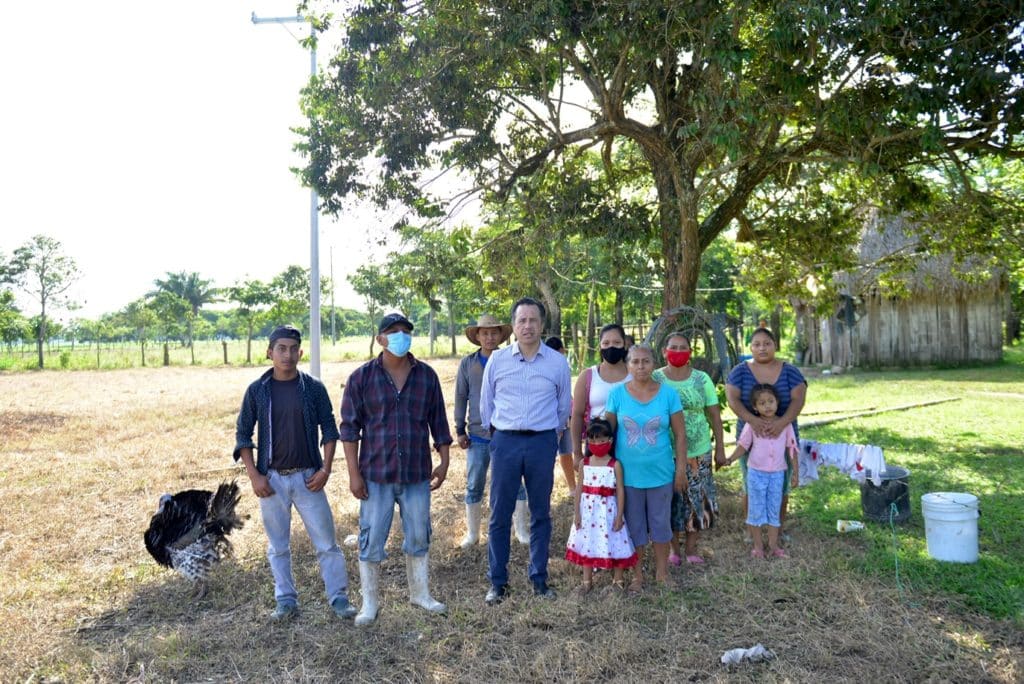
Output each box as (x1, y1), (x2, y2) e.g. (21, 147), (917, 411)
(273, 467), (307, 476)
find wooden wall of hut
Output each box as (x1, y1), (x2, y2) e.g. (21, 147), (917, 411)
(853, 288), (1004, 366)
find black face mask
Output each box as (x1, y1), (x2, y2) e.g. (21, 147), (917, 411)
(600, 346), (628, 364)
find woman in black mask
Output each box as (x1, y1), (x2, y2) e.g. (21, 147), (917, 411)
(570, 323), (631, 468)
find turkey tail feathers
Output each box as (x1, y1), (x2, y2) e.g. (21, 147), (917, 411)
(207, 480), (245, 556)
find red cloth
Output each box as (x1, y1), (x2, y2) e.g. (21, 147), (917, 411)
(565, 548), (638, 569)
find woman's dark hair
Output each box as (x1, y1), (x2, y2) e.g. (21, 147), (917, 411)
(586, 417), (614, 441)
(664, 331), (691, 347)
(598, 323), (626, 343)
(544, 336), (564, 351)
(511, 297), (545, 322)
(750, 383), (780, 415)
(751, 327), (778, 346)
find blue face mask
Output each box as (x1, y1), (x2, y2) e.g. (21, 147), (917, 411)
(385, 331), (412, 357)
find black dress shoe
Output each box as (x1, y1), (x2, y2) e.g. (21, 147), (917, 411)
(533, 582), (557, 600)
(485, 584), (508, 605)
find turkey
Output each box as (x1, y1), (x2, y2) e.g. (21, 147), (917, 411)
(144, 481), (245, 597)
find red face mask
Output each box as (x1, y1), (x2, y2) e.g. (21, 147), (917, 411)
(666, 349), (691, 367)
(588, 441), (612, 457)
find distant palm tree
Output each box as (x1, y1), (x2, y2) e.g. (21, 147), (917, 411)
(151, 271), (219, 364)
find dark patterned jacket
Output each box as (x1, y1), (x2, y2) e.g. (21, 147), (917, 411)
(233, 368), (340, 474)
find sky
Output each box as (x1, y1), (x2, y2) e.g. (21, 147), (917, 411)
(0, 1), (397, 321)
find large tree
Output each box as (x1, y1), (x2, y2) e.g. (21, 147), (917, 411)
(301, 0), (1022, 308)
(151, 271), (219, 363)
(11, 235), (79, 368)
(227, 279), (275, 364)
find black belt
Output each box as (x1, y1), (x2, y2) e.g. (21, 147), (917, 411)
(498, 429), (549, 436)
(272, 467), (307, 476)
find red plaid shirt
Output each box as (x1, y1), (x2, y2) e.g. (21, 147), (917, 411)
(339, 353), (453, 484)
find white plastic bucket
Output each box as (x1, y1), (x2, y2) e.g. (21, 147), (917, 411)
(920, 492), (979, 563)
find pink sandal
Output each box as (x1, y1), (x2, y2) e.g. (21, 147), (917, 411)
(668, 552), (682, 566)
(750, 548), (765, 559)
(771, 548), (788, 559)
(685, 555), (705, 565)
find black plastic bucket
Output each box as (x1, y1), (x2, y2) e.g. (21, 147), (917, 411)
(860, 466), (911, 523)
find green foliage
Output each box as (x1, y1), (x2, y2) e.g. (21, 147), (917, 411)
(0, 289), (28, 347)
(767, 353), (1024, 619)
(300, 0), (1023, 309)
(150, 271), (218, 362)
(10, 235), (79, 368)
(226, 279), (275, 364)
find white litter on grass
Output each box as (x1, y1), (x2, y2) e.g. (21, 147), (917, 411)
(343, 534), (358, 547)
(721, 644), (776, 666)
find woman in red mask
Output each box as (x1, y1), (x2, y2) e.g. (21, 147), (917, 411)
(653, 332), (726, 565)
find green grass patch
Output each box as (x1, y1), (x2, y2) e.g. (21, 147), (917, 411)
(780, 350), (1024, 621)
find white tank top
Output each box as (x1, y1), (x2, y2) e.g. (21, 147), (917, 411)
(588, 364), (631, 419)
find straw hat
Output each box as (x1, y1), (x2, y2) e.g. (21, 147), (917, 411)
(464, 314), (513, 346)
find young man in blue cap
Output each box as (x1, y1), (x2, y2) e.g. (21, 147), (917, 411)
(234, 324), (357, 622)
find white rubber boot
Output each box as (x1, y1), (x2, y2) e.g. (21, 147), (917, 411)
(354, 561), (380, 627)
(459, 502), (482, 548)
(513, 499), (530, 544)
(406, 555), (446, 614)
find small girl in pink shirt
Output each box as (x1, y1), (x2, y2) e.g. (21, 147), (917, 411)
(727, 384), (799, 559)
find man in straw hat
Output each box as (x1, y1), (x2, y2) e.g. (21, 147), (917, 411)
(454, 314), (530, 548)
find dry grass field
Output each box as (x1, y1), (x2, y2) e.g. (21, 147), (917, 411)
(1, 360), (1021, 682)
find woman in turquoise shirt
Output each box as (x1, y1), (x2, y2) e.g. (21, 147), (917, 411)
(604, 344), (688, 593)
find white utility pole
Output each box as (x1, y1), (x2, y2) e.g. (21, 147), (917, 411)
(251, 11), (322, 378)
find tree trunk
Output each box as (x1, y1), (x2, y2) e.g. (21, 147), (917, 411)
(585, 283), (597, 365)
(163, 342), (170, 367)
(141, 338), (147, 367)
(614, 289), (624, 326)
(1008, 308), (1021, 345)
(649, 157), (701, 310)
(428, 308), (436, 356)
(36, 299), (46, 369)
(536, 275), (561, 339)
(448, 298), (456, 356)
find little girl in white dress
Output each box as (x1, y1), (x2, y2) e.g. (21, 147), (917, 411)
(565, 418), (638, 593)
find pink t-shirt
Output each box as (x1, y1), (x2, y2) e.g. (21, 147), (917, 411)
(738, 423), (797, 472)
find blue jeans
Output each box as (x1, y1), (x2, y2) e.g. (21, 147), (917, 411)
(746, 468), (785, 527)
(259, 468), (350, 606)
(358, 479), (432, 562)
(487, 429), (557, 587)
(465, 440), (527, 505)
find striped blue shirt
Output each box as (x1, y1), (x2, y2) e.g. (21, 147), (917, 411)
(480, 341), (571, 432)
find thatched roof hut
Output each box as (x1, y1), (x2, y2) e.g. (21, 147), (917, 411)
(822, 212), (1006, 367)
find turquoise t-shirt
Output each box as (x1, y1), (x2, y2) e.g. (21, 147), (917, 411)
(604, 382), (683, 489)
(652, 368), (718, 457)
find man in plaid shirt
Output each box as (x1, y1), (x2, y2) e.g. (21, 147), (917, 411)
(340, 312), (453, 626)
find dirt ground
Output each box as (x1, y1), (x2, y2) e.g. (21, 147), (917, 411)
(0, 361), (1020, 682)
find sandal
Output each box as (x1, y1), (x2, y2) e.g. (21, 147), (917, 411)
(771, 548), (788, 559)
(576, 581), (593, 596)
(668, 552), (682, 566)
(627, 577), (644, 596)
(609, 580), (626, 593)
(685, 555), (705, 565)
(750, 548), (765, 559)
